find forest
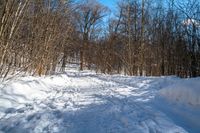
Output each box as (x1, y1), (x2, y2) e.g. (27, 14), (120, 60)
(0, 0), (200, 79)
(0, 1), (200, 132)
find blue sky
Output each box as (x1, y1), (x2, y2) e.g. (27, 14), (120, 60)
(98, 0), (117, 12)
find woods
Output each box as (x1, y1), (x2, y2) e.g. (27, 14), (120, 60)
(0, 0), (200, 79)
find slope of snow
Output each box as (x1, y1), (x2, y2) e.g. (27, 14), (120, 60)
(159, 78), (200, 106)
(156, 78), (200, 133)
(0, 66), (199, 133)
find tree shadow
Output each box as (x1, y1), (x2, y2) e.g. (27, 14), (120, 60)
(0, 93), (185, 133)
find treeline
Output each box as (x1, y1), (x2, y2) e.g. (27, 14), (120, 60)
(0, 0), (200, 79)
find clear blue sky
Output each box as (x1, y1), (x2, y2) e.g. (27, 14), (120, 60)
(98, 0), (117, 12)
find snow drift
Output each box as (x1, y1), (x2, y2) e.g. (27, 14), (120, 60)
(159, 78), (200, 106)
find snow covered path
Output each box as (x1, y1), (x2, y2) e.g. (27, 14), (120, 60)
(0, 69), (199, 133)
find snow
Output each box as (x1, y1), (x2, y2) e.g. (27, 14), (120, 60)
(156, 78), (200, 133)
(159, 78), (200, 106)
(0, 66), (199, 133)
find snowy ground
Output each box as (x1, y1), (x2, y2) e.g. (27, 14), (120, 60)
(0, 66), (199, 133)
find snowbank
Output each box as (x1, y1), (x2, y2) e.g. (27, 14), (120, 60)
(159, 78), (200, 106)
(0, 74), (70, 110)
(156, 78), (200, 133)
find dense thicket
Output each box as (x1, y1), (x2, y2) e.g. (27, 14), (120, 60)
(0, 0), (199, 80)
(0, 0), (73, 79)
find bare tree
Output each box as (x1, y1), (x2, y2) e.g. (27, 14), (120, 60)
(75, 0), (107, 70)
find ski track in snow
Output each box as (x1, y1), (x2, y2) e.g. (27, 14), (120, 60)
(0, 69), (195, 133)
